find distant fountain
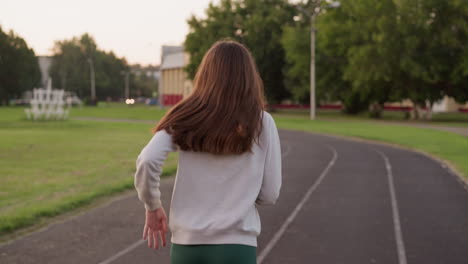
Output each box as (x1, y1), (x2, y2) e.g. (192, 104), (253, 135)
(24, 79), (70, 120)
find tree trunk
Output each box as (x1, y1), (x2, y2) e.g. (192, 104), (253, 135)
(425, 100), (433, 120)
(416, 104), (424, 120)
(60, 74), (67, 90)
(410, 103), (419, 120)
(369, 102), (383, 118)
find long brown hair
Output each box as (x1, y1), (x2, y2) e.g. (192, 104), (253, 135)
(153, 40), (266, 155)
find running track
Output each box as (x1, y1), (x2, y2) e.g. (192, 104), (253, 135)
(1, 130), (467, 264)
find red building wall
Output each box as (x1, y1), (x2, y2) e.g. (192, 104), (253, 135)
(162, 94), (183, 106)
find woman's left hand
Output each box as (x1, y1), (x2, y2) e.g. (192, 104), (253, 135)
(143, 207), (168, 249)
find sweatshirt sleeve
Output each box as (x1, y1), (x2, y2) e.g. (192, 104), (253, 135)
(134, 129), (177, 211)
(256, 113), (282, 206)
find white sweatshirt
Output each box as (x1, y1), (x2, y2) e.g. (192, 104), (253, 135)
(134, 111), (282, 247)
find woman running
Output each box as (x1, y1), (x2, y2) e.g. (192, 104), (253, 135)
(134, 39), (282, 264)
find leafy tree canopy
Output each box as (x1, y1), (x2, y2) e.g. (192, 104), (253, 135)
(49, 33), (129, 101)
(0, 26), (41, 105)
(184, 0), (296, 103)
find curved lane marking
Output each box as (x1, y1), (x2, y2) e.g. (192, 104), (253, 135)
(257, 144), (338, 264)
(97, 239), (145, 264)
(374, 149), (408, 264)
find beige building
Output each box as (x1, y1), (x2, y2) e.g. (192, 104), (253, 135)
(432, 96), (468, 112)
(159, 46), (193, 107)
(384, 96), (468, 112)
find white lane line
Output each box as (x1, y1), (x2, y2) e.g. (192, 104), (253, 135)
(97, 239), (145, 264)
(257, 144), (338, 264)
(374, 149), (408, 264)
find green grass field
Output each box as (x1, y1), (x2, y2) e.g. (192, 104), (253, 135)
(273, 115), (468, 179)
(275, 108), (468, 127)
(0, 103), (467, 238)
(0, 107), (177, 236)
(69, 101), (167, 121)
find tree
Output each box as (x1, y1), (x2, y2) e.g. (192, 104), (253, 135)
(49, 34), (128, 101)
(94, 50), (128, 99)
(282, 0), (468, 118)
(0, 26), (41, 105)
(340, 0), (401, 117)
(184, 0), (295, 103)
(131, 65), (159, 98)
(282, 1), (372, 113)
(281, 24), (310, 103)
(50, 38), (86, 97)
(397, 0), (468, 119)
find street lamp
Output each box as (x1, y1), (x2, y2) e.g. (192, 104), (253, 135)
(296, 1), (340, 120)
(120, 70), (130, 101)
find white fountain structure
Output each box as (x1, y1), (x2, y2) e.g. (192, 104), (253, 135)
(24, 79), (70, 120)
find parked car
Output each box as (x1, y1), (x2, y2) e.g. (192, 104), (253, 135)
(146, 98), (158, 105)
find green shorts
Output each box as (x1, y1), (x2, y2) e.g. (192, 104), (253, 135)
(170, 243), (257, 264)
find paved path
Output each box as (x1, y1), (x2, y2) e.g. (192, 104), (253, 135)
(72, 117), (156, 124)
(1, 130), (467, 264)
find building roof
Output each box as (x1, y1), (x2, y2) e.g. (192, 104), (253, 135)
(161, 45), (184, 58)
(161, 52), (185, 70)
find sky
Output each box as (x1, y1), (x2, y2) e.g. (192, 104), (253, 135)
(0, 0), (218, 65)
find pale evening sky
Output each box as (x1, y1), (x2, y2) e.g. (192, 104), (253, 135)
(0, 0), (219, 65)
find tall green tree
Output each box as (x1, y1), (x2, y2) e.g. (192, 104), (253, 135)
(282, 0), (468, 118)
(282, 1), (373, 113)
(185, 0), (295, 103)
(397, 0), (468, 118)
(340, 0), (401, 117)
(94, 50), (128, 99)
(280, 23), (310, 103)
(49, 34), (128, 101)
(131, 65), (159, 98)
(0, 26), (41, 105)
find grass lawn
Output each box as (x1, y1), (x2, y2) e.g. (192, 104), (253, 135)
(1, 103), (467, 237)
(0, 108), (178, 236)
(272, 115), (468, 180)
(70, 102), (166, 121)
(275, 109), (468, 127)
